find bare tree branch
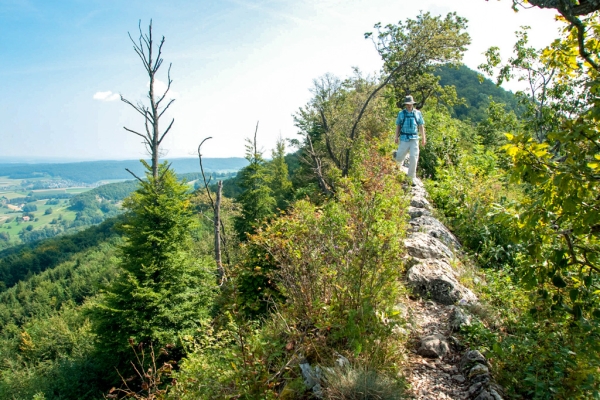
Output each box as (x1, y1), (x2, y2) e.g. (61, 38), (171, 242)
(125, 168), (144, 183)
(198, 137), (216, 211)
(123, 127), (147, 140)
(155, 64), (173, 107)
(157, 119), (175, 146)
(157, 99), (175, 120)
(305, 133), (334, 196)
(342, 61), (409, 176)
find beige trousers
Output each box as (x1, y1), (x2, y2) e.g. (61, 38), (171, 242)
(395, 139), (420, 179)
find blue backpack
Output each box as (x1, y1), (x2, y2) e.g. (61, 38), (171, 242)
(399, 109), (419, 135)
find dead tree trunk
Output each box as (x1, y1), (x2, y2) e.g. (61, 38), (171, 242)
(121, 20), (175, 179)
(198, 137), (228, 284)
(215, 181), (224, 284)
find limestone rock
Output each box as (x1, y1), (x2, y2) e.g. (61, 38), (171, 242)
(406, 260), (478, 305)
(474, 388), (503, 400)
(473, 390), (495, 400)
(449, 306), (472, 331)
(417, 333), (450, 358)
(299, 361), (323, 398)
(460, 350), (488, 372)
(410, 195), (431, 210)
(468, 382), (484, 398)
(405, 232), (453, 260)
(469, 364), (490, 379)
(408, 206), (432, 219)
(409, 215), (461, 249)
(334, 352), (350, 369)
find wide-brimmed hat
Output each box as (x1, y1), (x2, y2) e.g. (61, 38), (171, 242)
(403, 95), (416, 105)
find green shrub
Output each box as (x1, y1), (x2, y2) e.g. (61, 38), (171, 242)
(461, 270), (600, 399)
(247, 147), (410, 365)
(169, 317), (282, 400)
(426, 147), (522, 270)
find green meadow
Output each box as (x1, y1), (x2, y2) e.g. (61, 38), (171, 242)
(0, 176), (91, 242)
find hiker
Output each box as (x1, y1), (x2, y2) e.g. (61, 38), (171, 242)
(394, 95), (426, 180)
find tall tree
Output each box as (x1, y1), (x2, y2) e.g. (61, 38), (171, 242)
(481, 11), (600, 324)
(294, 12), (471, 191)
(121, 20), (175, 179)
(269, 136), (293, 210)
(91, 161), (216, 371)
(234, 123), (276, 239)
(361, 12), (470, 129)
(294, 72), (390, 193)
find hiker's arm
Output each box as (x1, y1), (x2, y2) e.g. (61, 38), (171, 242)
(419, 124), (426, 146)
(395, 124), (401, 144)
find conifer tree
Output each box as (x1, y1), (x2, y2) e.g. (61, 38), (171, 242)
(91, 161), (216, 369)
(269, 137), (293, 210)
(234, 126), (276, 239)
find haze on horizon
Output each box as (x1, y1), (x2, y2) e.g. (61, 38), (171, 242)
(1, 0), (559, 162)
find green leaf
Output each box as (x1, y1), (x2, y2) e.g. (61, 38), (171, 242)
(530, 307), (538, 315)
(569, 288), (579, 302)
(492, 342), (504, 355)
(573, 304), (583, 319)
(552, 275), (567, 288)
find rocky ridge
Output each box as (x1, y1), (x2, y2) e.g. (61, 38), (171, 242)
(403, 179), (503, 400)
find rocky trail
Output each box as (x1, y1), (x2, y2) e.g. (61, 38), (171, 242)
(402, 179), (503, 400)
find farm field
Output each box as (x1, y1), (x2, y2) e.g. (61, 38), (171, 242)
(0, 199), (78, 228)
(0, 176), (92, 245)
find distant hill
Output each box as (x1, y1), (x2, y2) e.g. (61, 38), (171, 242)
(436, 65), (521, 122)
(0, 157), (248, 184)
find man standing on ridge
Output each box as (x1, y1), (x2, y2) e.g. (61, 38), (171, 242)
(394, 95), (426, 180)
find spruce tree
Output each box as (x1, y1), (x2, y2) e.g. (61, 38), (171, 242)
(269, 137), (293, 210)
(91, 161), (216, 369)
(234, 134), (276, 239)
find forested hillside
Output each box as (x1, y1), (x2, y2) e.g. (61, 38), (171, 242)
(0, 157), (247, 183)
(1, 4), (599, 400)
(0, 217), (120, 291)
(435, 64), (521, 121)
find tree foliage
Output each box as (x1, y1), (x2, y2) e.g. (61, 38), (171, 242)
(91, 162), (216, 370)
(269, 137), (293, 210)
(511, 0), (600, 71)
(435, 64), (521, 122)
(366, 12), (470, 108)
(234, 128), (276, 239)
(293, 72), (392, 194)
(0, 217), (120, 291)
(481, 14), (600, 322)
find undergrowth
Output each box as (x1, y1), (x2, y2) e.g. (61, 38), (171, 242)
(427, 148), (600, 399)
(170, 144), (413, 399)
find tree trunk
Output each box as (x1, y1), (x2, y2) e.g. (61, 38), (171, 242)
(215, 180), (224, 284)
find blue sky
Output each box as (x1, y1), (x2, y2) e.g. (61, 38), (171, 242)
(0, 0), (559, 161)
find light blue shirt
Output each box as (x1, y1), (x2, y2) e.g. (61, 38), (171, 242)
(396, 109), (424, 142)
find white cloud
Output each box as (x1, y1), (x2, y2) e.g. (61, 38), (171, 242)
(148, 79), (180, 100)
(93, 91), (120, 101)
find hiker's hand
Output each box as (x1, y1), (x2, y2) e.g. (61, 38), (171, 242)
(422, 137), (426, 147)
(394, 136), (399, 144)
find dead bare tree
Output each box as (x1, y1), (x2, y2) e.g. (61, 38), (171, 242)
(197, 137), (226, 284)
(214, 181), (224, 284)
(121, 20), (175, 179)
